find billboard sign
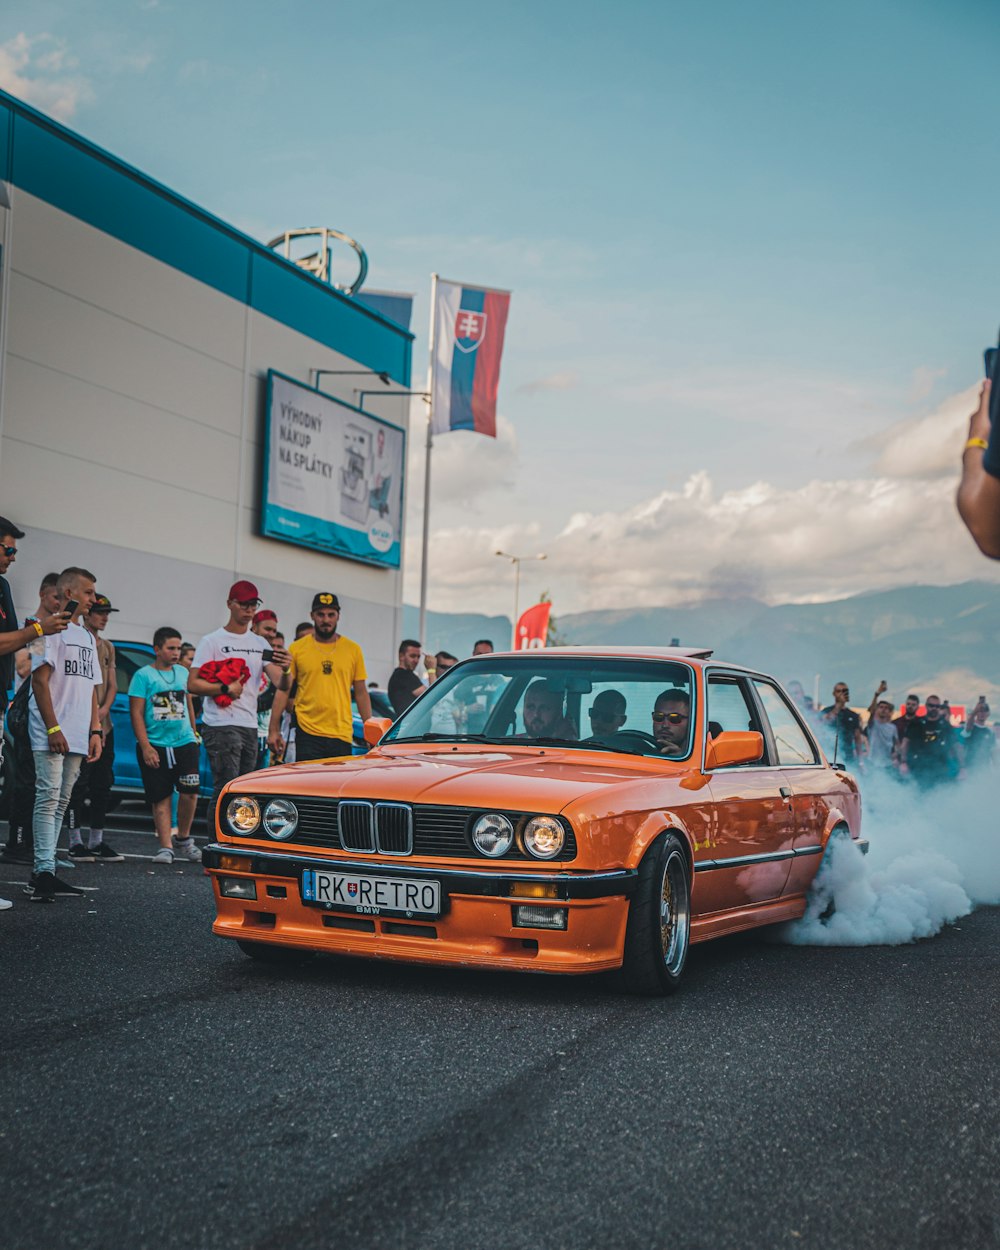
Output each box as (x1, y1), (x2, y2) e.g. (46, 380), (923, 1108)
(261, 371), (406, 568)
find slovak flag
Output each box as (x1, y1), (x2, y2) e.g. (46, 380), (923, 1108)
(431, 278), (511, 438)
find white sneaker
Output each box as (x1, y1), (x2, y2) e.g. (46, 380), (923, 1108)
(171, 836), (202, 863)
(151, 847), (174, 864)
(0, 897), (12, 910)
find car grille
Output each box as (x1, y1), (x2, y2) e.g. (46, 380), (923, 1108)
(254, 796), (576, 861)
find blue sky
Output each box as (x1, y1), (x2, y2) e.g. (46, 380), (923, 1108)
(2, 0), (999, 612)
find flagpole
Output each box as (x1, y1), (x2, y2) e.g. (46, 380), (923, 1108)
(418, 273), (438, 651)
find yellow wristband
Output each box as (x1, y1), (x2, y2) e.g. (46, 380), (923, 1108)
(966, 437), (989, 451)
(32, 620), (44, 637)
(46, 724), (62, 736)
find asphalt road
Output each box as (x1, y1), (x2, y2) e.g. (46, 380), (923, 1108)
(2, 822), (998, 1250)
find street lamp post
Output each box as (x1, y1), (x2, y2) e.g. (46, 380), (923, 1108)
(495, 550), (547, 648)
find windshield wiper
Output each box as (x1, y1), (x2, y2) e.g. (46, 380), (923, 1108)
(527, 736), (645, 756)
(392, 733), (497, 743)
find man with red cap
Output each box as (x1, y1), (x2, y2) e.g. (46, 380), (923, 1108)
(188, 581), (291, 834)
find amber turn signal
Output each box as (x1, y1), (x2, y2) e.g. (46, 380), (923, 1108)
(509, 882), (560, 899)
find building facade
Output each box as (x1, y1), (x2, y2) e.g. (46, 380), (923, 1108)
(0, 89), (413, 680)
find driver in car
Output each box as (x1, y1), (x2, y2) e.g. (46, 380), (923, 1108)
(588, 689), (627, 737)
(652, 688), (691, 756)
(521, 681), (577, 739)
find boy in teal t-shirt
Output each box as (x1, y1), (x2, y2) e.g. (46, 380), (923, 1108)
(128, 627), (202, 864)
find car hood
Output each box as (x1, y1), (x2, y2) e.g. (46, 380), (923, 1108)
(241, 745), (686, 814)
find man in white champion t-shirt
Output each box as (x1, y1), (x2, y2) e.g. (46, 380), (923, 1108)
(28, 567), (102, 903)
(188, 580), (290, 835)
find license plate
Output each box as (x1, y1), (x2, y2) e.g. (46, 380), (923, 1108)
(301, 869), (441, 918)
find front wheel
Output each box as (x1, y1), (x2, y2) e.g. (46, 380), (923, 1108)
(620, 832), (691, 995)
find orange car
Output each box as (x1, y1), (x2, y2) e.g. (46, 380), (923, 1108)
(204, 648), (864, 994)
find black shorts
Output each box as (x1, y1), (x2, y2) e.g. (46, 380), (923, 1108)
(137, 742), (201, 805)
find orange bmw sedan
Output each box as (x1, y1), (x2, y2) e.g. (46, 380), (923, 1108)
(204, 648), (864, 995)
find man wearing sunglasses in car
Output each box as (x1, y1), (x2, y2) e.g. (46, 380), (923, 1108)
(652, 688), (691, 756)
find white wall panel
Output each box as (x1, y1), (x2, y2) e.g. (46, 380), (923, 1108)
(7, 272), (246, 437)
(11, 191), (246, 365)
(0, 439), (239, 569)
(5, 355), (238, 503)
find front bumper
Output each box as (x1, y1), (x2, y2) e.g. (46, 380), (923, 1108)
(203, 843), (636, 974)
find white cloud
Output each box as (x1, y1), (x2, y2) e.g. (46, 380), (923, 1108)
(406, 413), (519, 517)
(0, 33), (93, 121)
(408, 466), (987, 615)
(866, 383), (979, 479)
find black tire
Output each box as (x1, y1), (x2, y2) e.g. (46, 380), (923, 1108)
(236, 940), (315, 966)
(620, 832), (691, 996)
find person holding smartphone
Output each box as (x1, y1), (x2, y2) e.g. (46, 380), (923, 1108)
(188, 581), (290, 835)
(957, 355), (1000, 556)
(27, 567), (102, 903)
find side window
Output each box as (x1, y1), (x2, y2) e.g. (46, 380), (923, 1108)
(705, 680), (765, 765)
(753, 681), (818, 765)
(707, 679), (762, 764)
(115, 647), (152, 697)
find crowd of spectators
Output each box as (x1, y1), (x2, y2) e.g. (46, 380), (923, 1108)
(789, 678), (995, 787)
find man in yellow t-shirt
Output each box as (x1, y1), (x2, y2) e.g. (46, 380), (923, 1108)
(268, 592), (371, 762)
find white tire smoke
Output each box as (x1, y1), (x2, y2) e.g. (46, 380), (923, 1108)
(779, 769), (998, 946)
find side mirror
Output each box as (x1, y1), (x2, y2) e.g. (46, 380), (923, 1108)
(705, 730), (764, 769)
(363, 717), (393, 748)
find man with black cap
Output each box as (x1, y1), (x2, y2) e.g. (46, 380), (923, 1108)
(268, 592), (370, 762)
(66, 593), (122, 861)
(189, 581), (291, 833)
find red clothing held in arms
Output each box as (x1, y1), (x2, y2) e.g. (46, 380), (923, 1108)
(197, 658), (251, 708)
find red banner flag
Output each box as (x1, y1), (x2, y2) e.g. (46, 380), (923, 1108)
(514, 602), (551, 650)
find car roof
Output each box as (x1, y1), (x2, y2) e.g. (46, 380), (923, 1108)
(481, 646), (763, 673)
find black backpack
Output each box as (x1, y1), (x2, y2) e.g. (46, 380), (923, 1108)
(5, 678), (30, 738)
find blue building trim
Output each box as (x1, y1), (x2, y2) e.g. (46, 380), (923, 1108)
(0, 90), (412, 386)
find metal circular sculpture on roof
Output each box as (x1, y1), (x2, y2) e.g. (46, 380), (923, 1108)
(266, 227), (368, 296)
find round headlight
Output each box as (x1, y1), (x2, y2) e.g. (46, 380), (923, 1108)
(263, 798), (298, 840)
(523, 815), (565, 859)
(471, 813), (515, 857)
(226, 796), (261, 835)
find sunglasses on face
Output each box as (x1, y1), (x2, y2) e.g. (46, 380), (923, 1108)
(652, 711), (688, 724)
(2, 546), (16, 557)
(237, 599), (262, 609)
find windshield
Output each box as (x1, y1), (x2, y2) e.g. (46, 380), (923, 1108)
(383, 656), (696, 759)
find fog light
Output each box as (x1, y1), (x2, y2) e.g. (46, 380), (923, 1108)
(509, 882), (560, 899)
(512, 904), (567, 930)
(220, 877), (257, 900)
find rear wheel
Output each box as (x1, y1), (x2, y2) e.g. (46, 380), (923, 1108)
(236, 940), (315, 966)
(620, 832), (691, 995)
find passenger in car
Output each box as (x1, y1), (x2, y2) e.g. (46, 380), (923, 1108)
(588, 689), (627, 737)
(520, 681), (578, 740)
(652, 688), (691, 756)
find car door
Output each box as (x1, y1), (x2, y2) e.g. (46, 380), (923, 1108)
(750, 679), (833, 898)
(699, 673), (794, 910)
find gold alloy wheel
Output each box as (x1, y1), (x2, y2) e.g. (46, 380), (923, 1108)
(659, 846), (691, 976)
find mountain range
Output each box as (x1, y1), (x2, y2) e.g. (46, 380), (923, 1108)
(404, 581), (1000, 709)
